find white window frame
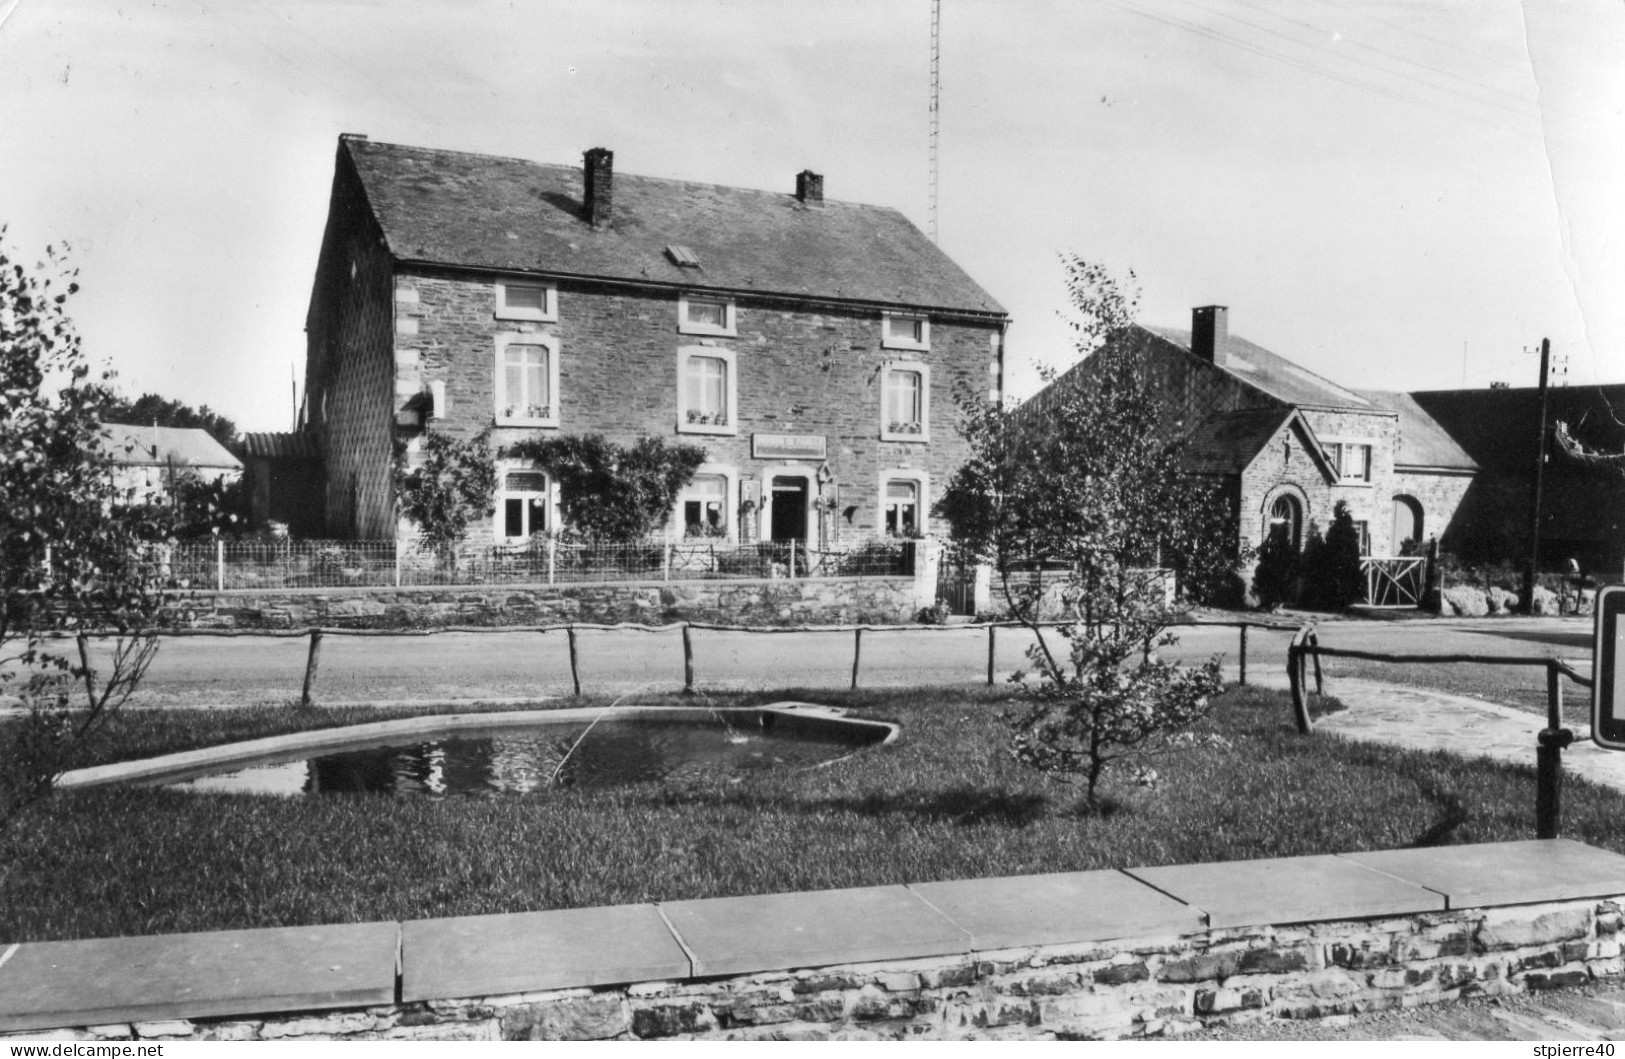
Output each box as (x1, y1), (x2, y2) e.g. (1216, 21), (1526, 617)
(494, 280), (558, 323)
(881, 312), (930, 351)
(676, 345), (738, 436)
(672, 464), (738, 542)
(1324, 439), (1374, 484)
(678, 293), (737, 337)
(880, 361), (930, 442)
(494, 463), (556, 543)
(494, 333), (561, 428)
(878, 469), (930, 538)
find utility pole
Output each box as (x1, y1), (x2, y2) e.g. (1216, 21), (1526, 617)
(1520, 337), (1552, 615)
(928, 0), (940, 244)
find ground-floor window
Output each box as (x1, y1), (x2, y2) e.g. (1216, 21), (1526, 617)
(497, 468), (551, 542)
(1268, 493), (1304, 552)
(679, 472), (730, 539)
(880, 471), (929, 538)
(1353, 519), (1371, 556)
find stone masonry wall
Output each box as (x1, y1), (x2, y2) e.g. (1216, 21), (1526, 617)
(391, 268), (1003, 542)
(164, 577), (920, 630)
(17, 897), (1620, 1042)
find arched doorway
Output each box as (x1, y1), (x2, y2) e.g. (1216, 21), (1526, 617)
(1391, 496), (1424, 553)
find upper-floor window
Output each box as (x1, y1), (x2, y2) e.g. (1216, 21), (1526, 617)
(678, 294), (737, 337)
(881, 362), (930, 441)
(495, 280), (558, 322)
(495, 333), (560, 427)
(1327, 441), (1372, 483)
(677, 346), (737, 435)
(882, 312), (930, 351)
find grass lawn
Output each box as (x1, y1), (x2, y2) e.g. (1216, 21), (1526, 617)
(4, 683), (1625, 944)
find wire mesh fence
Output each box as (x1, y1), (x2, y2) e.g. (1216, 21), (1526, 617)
(163, 537), (919, 591)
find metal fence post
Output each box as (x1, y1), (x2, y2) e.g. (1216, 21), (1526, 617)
(1536, 661), (1575, 839)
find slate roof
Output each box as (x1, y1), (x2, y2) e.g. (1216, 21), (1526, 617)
(103, 425), (241, 471)
(1411, 385), (1625, 474)
(1354, 390), (1477, 472)
(1182, 408), (1297, 475)
(1143, 325), (1375, 411)
(342, 136), (1006, 316)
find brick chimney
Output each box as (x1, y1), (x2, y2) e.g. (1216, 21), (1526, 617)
(1191, 305), (1230, 367)
(583, 147), (614, 228)
(795, 170), (824, 206)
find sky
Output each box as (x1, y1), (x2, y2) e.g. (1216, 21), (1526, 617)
(1, 0), (1622, 433)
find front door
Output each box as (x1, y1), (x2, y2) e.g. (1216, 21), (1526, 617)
(770, 476), (808, 542)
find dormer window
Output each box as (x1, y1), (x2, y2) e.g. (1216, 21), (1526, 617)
(678, 294), (736, 337)
(882, 312), (929, 351)
(495, 280), (557, 322)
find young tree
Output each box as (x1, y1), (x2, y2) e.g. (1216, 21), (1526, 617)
(1, 235), (179, 826)
(938, 256), (1229, 810)
(396, 428), (498, 562)
(507, 434), (705, 542)
(1251, 525), (1299, 610)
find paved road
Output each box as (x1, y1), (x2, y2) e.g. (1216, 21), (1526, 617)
(33, 614), (1596, 708)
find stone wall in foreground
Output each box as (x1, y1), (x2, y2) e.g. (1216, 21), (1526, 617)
(12, 897), (1620, 1042)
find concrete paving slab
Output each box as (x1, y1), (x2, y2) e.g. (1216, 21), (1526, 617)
(1342, 839), (1625, 910)
(910, 869), (1204, 951)
(0, 922), (398, 1034)
(400, 904), (690, 1001)
(660, 885), (970, 977)
(1126, 854), (1446, 928)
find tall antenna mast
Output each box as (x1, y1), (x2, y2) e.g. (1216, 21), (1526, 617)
(929, 0), (941, 244)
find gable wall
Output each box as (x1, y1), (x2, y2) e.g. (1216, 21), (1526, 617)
(304, 150), (396, 538)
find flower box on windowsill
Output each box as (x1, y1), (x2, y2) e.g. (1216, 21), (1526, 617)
(884, 420), (925, 441)
(686, 410), (729, 426)
(498, 404), (555, 426)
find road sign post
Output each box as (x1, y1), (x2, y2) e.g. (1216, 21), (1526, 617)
(1594, 585), (1625, 750)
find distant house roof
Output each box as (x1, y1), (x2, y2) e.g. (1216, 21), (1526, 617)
(241, 431), (321, 460)
(103, 424), (241, 472)
(1411, 385), (1625, 475)
(1354, 390), (1477, 472)
(341, 136), (1006, 317)
(1143, 325), (1376, 411)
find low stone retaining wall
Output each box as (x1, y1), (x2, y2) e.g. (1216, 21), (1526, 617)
(160, 576), (920, 630)
(4, 841), (1623, 1042)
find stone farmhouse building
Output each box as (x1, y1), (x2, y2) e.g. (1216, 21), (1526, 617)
(1030, 306), (1478, 563)
(102, 423), (242, 501)
(300, 134), (1009, 547)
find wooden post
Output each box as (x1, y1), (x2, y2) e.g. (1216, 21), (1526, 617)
(299, 629), (324, 710)
(986, 624), (996, 686)
(76, 634), (97, 705)
(682, 623), (695, 695)
(1287, 625), (1313, 734)
(216, 538), (225, 592)
(851, 627), (863, 689)
(1238, 624), (1249, 686)
(547, 536), (556, 585)
(567, 626), (581, 697)
(663, 539), (672, 582)
(1521, 338), (1552, 614)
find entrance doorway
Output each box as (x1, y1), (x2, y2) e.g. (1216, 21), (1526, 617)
(770, 476), (809, 541)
